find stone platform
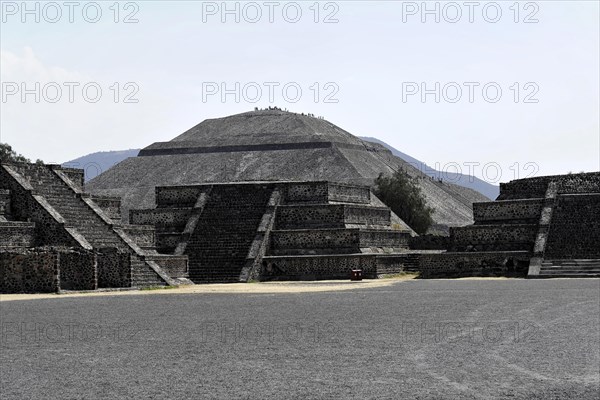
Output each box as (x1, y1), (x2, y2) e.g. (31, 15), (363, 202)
(0, 162), (189, 293)
(420, 172), (600, 278)
(130, 181), (414, 282)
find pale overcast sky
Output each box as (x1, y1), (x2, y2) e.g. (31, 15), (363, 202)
(1, 1), (598, 183)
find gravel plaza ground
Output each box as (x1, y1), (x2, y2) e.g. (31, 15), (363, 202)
(1, 278), (599, 399)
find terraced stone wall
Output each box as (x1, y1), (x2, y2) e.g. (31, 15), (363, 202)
(328, 183), (370, 203)
(360, 230), (410, 248)
(262, 255), (377, 280)
(498, 173), (600, 200)
(450, 225), (537, 251)
(271, 229), (358, 251)
(156, 186), (206, 208)
(130, 208), (191, 230)
(285, 182), (329, 203)
(545, 194), (600, 259)
(419, 252), (530, 278)
(555, 173), (600, 194)
(498, 177), (550, 200)
(473, 199), (543, 224)
(276, 205), (345, 229)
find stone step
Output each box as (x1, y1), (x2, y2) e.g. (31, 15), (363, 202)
(284, 182), (371, 205)
(451, 224), (538, 247)
(542, 259), (600, 267)
(269, 228), (410, 255)
(541, 264), (600, 270)
(472, 198), (544, 225)
(275, 204), (391, 229)
(535, 273), (600, 278)
(539, 269), (600, 274)
(129, 208), (193, 228)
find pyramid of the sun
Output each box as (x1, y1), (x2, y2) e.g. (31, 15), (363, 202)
(87, 110), (488, 231)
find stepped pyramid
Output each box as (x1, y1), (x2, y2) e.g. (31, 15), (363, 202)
(1, 162), (189, 292)
(418, 172), (600, 278)
(87, 110), (488, 233)
(129, 181), (415, 283)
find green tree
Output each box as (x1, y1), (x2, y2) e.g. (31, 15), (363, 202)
(373, 171), (434, 235)
(0, 143), (43, 164)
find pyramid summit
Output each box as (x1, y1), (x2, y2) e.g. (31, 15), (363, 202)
(138, 109), (378, 157)
(87, 109), (488, 232)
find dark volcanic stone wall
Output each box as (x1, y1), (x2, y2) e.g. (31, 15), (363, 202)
(283, 182), (370, 204)
(419, 252), (530, 278)
(328, 183), (371, 203)
(473, 199), (543, 224)
(156, 186), (205, 208)
(276, 205), (346, 229)
(271, 229), (359, 255)
(498, 172), (600, 200)
(0, 249), (59, 293)
(450, 225), (537, 252)
(345, 206), (390, 225)
(0, 222), (36, 248)
(263, 254), (377, 280)
(130, 208), (192, 231)
(58, 249), (97, 291)
(545, 194), (600, 259)
(284, 182), (330, 203)
(97, 248), (131, 288)
(498, 177), (550, 200)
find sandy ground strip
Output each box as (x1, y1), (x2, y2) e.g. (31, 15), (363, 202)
(0, 277), (417, 302)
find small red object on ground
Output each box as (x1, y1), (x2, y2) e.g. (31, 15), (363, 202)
(351, 269), (363, 281)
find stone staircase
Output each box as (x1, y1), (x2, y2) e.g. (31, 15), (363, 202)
(131, 184), (276, 283)
(186, 184), (275, 283)
(539, 259), (600, 278)
(10, 164), (120, 247)
(2, 163), (185, 288)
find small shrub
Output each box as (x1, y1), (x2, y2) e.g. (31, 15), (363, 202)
(373, 171), (434, 235)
